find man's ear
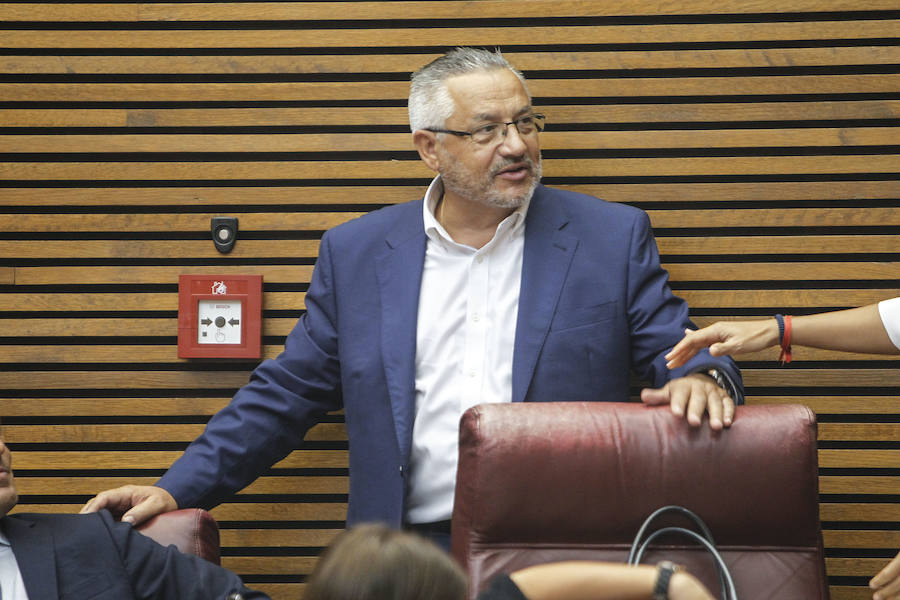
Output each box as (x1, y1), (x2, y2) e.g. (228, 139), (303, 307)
(413, 130), (441, 172)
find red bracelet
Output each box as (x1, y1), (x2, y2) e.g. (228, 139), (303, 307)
(779, 314), (792, 364)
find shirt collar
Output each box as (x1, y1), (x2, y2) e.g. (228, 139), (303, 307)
(421, 175), (530, 247)
(0, 526), (10, 547)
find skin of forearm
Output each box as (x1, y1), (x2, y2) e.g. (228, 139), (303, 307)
(510, 562), (653, 600)
(791, 304), (899, 355)
(508, 562), (705, 600)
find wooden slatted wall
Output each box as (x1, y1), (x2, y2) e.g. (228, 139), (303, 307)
(1, 2), (898, 598)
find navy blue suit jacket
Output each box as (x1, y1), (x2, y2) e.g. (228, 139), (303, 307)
(157, 185), (743, 527)
(3, 510), (267, 599)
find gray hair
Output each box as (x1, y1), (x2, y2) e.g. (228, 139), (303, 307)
(408, 47), (529, 132)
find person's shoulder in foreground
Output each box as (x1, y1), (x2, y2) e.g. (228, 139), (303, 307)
(6, 509), (269, 600)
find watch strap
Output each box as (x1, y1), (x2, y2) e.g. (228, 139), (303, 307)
(653, 560), (680, 600)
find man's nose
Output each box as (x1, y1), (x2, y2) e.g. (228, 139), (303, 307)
(498, 122), (528, 155)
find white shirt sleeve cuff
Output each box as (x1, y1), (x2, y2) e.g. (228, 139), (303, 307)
(877, 297), (900, 350)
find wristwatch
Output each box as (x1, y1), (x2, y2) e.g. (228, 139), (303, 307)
(702, 368), (727, 390)
(653, 560), (681, 600)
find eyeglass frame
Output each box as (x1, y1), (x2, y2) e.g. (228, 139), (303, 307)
(424, 113), (546, 145)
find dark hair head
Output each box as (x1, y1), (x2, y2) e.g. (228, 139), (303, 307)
(305, 523), (468, 600)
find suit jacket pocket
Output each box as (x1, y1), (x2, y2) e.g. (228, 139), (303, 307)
(550, 300), (617, 332)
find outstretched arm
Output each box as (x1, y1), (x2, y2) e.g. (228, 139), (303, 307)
(666, 301), (900, 369)
(872, 551), (900, 600)
(507, 561), (713, 600)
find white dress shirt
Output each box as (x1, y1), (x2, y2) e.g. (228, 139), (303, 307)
(405, 176), (529, 524)
(878, 297), (900, 349)
(0, 527), (29, 600)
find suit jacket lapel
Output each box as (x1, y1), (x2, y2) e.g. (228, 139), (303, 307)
(3, 515), (60, 600)
(512, 187), (578, 403)
(375, 203), (427, 465)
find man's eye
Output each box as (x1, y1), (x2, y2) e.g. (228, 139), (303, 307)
(474, 124), (499, 136)
(518, 116), (534, 126)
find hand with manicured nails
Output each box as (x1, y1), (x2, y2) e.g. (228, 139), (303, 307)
(872, 551), (900, 600)
(665, 321), (779, 370)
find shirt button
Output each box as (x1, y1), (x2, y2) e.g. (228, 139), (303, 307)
(476, 256), (484, 264)
(472, 313), (480, 322)
(468, 370), (476, 378)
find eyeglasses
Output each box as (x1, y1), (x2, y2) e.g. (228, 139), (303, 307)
(426, 113), (545, 145)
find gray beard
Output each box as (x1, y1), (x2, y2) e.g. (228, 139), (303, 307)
(439, 154), (542, 210)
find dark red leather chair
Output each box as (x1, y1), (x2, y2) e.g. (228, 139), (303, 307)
(136, 508), (221, 564)
(451, 402), (828, 600)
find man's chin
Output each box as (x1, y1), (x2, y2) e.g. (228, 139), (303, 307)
(0, 489), (17, 518)
(486, 178), (538, 208)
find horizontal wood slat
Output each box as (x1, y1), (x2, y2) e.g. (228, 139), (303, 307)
(5, 47), (900, 75)
(6, 1), (899, 21)
(5, 207), (898, 233)
(5, 74), (899, 101)
(0, 291), (306, 311)
(6, 448), (890, 492)
(4, 156), (898, 180)
(9, 266), (314, 286)
(657, 237), (898, 255)
(6, 422), (895, 444)
(11, 395), (897, 418)
(14, 476), (349, 495)
(3, 290), (899, 316)
(5, 128), (899, 153)
(749, 397), (900, 415)
(14, 473), (900, 496)
(820, 477), (900, 495)
(6, 344), (900, 365)
(4, 213), (361, 232)
(6, 21), (899, 49)
(3, 181), (897, 206)
(0, 240), (321, 259)
(3, 289), (899, 314)
(3, 262), (896, 288)
(13, 450), (347, 470)
(5, 101), (900, 129)
(4, 423), (346, 443)
(4, 368), (900, 389)
(11, 503), (349, 522)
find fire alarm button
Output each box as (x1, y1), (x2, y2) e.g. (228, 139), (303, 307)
(178, 275), (262, 359)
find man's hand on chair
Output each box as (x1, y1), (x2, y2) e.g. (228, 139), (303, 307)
(641, 373), (734, 431)
(80, 484), (177, 526)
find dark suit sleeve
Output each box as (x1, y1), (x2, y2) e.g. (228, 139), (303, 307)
(156, 230), (344, 509)
(625, 210), (744, 401)
(100, 511), (270, 600)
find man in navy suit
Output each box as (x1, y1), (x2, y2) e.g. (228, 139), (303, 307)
(82, 48), (743, 547)
(0, 430), (267, 599)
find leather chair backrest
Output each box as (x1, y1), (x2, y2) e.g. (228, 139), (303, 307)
(136, 508), (221, 565)
(451, 402), (828, 600)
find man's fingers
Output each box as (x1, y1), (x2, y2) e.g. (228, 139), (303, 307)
(669, 381), (690, 420)
(684, 380), (708, 427)
(79, 485), (177, 526)
(722, 395), (735, 427)
(705, 389), (724, 431)
(121, 494), (175, 526)
(640, 385), (670, 407)
(80, 487), (132, 515)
